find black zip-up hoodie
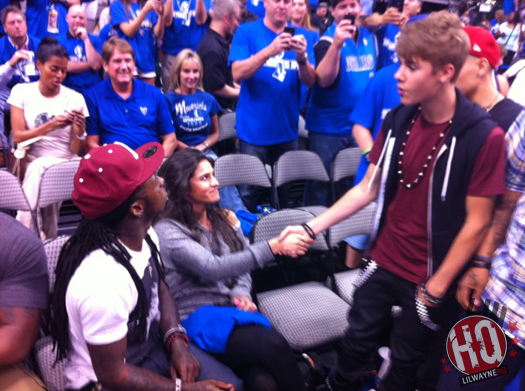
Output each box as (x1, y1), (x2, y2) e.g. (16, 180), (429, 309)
(369, 89), (499, 286)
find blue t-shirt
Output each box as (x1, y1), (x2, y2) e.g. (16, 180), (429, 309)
(306, 24), (376, 136)
(229, 20), (316, 146)
(98, 23), (118, 44)
(162, 0), (211, 55)
(0, 35), (40, 89)
(56, 32), (103, 93)
(375, 24), (400, 70)
(245, 0), (265, 18)
(111, 0), (158, 73)
(84, 78), (175, 149)
(26, 0), (69, 40)
(349, 62), (400, 183)
(165, 90), (221, 146)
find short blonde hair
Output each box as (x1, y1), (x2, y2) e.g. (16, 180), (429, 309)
(102, 37), (135, 63)
(169, 49), (204, 91)
(397, 11), (469, 83)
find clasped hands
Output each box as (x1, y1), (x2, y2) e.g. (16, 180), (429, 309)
(268, 224), (314, 258)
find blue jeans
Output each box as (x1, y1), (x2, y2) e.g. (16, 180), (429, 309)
(238, 139), (298, 211)
(303, 132), (356, 207)
(140, 341), (244, 391)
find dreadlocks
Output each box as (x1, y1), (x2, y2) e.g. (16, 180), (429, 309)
(50, 184), (164, 361)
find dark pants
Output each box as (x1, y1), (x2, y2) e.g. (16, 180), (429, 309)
(238, 139), (298, 211)
(140, 342), (244, 391)
(328, 264), (462, 391)
(217, 324), (306, 391)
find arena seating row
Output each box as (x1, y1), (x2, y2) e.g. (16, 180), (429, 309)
(35, 201), (377, 390)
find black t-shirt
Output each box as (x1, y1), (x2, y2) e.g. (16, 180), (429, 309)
(197, 29), (236, 111)
(489, 98), (524, 133)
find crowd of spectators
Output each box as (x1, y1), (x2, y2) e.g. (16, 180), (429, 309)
(1, 0), (525, 390)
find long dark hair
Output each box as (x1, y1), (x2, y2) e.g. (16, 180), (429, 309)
(51, 185), (163, 361)
(158, 149), (243, 255)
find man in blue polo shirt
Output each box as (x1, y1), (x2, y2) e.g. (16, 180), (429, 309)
(84, 37), (177, 156)
(0, 6), (39, 150)
(229, 0), (316, 210)
(57, 4), (102, 93)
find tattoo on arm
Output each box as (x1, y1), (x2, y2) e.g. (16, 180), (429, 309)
(491, 197), (519, 249)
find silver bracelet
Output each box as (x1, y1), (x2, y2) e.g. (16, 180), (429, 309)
(163, 324), (187, 344)
(202, 141), (209, 149)
(175, 378), (182, 391)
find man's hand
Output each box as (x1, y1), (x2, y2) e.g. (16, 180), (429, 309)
(381, 7), (403, 25)
(456, 267), (490, 310)
(170, 339), (200, 382)
(8, 50), (31, 68)
(417, 275), (446, 308)
(232, 296), (257, 312)
(184, 380), (235, 391)
(289, 34), (307, 57)
(266, 33), (293, 57)
(333, 19), (356, 48)
(278, 225), (308, 242)
(75, 27), (89, 41)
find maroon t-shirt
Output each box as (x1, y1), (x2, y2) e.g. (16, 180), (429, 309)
(368, 115), (506, 284)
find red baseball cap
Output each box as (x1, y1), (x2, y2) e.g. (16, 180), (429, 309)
(464, 26), (501, 69)
(72, 142), (165, 220)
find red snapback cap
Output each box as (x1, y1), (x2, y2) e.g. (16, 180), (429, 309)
(72, 142), (164, 220)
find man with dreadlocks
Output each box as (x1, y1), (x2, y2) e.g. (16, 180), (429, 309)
(51, 141), (235, 391)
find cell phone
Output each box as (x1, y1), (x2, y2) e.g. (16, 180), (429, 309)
(284, 26), (295, 36)
(344, 13), (356, 24)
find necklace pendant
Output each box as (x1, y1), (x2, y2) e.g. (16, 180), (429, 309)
(406, 184), (412, 189)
